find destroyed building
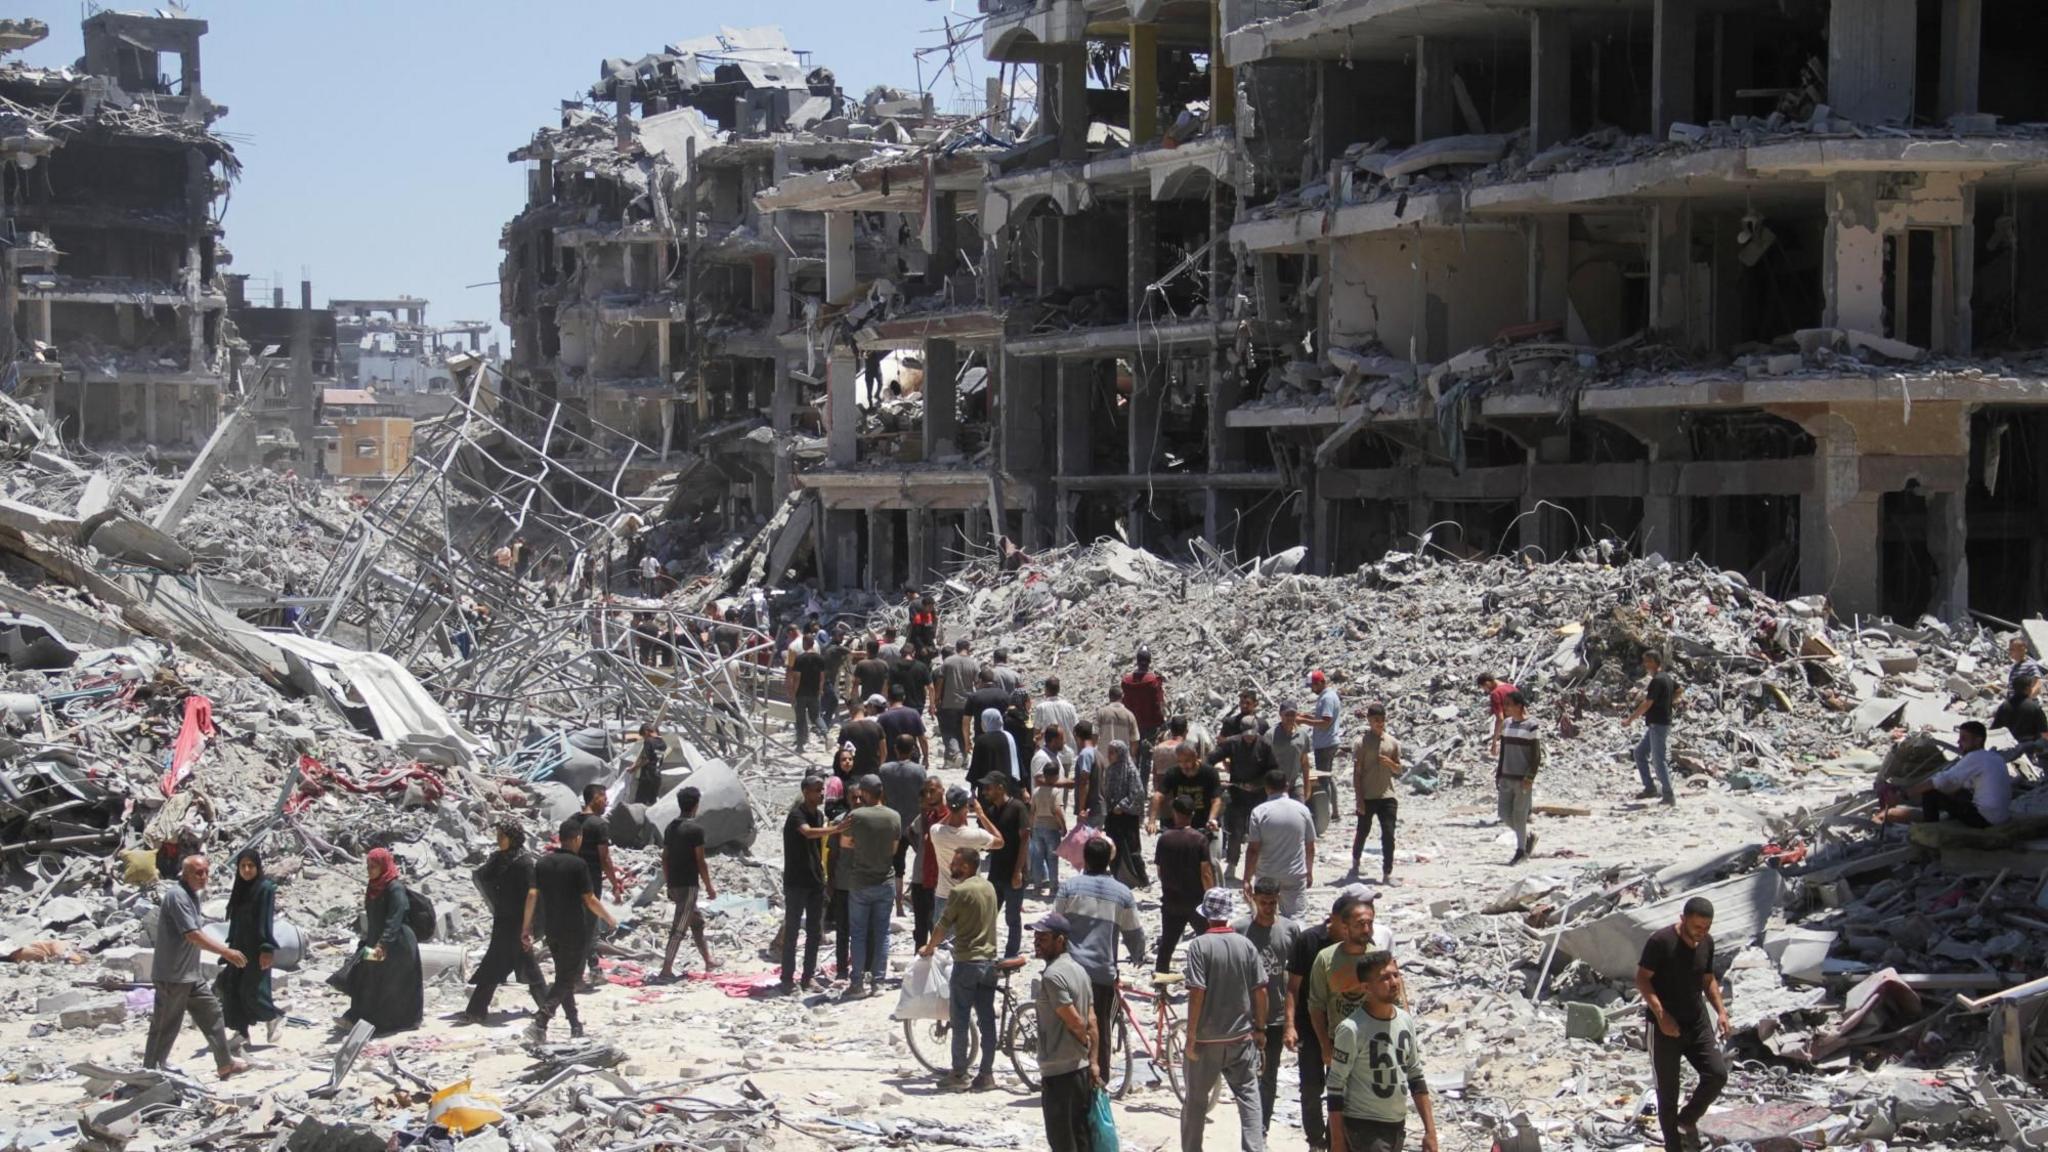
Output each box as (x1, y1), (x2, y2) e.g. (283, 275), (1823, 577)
(735, 0), (2048, 622)
(0, 11), (239, 458)
(498, 25), (961, 560)
(331, 296), (491, 418)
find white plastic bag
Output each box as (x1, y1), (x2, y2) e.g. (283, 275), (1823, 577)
(891, 953), (952, 1021)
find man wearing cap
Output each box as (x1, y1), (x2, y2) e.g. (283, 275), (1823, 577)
(1896, 720), (2019, 829)
(921, 847), (1000, 1090)
(1030, 910), (1100, 1150)
(1183, 887), (1269, 1152)
(1210, 718), (1278, 885)
(1326, 950), (1438, 1152)
(1234, 876), (1302, 1137)
(1054, 836), (1147, 1083)
(1307, 886), (1394, 1063)
(1635, 897), (1728, 1152)
(1303, 670), (1344, 816)
(928, 785), (1002, 925)
(1245, 769), (1316, 918)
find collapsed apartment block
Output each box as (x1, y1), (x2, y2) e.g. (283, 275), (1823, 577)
(499, 26), (967, 575)
(0, 12), (239, 457)
(721, 0), (2048, 622)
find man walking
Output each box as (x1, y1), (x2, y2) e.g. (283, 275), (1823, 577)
(1286, 891), (1362, 1152)
(981, 773), (1031, 959)
(1182, 887), (1269, 1152)
(573, 784), (625, 979)
(1303, 670), (1344, 814)
(788, 633), (826, 752)
(1153, 796), (1214, 973)
(1031, 911), (1100, 1152)
(920, 848), (1000, 1090)
(1089, 685), (1141, 812)
(1265, 703), (1311, 798)
(144, 855), (250, 1078)
(1635, 897), (1729, 1152)
(1233, 877), (1301, 1137)
(1630, 651), (1678, 804)
(657, 787), (718, 980)
(1055, 836), (1147, 1083)
(939, 640), (980, 767)
(1122, 646), (1167, 770)
(1033, 678), (1081, 764)
(842, 776), (902, 998)
(1306, 888), (1386, 1061)
(1211, 718), (1277, 884)
(1244, 770), (1315, 917)
(1476, 672), (1517, 760)
(1351, 704), (1402, 884)
(524, 819), (618, 1044)
(779, 776), (831, 992)
(1326, 951), (1439, 1152)
(1497, 690), (1542, 864)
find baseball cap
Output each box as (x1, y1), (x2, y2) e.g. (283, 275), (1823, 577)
(1028, 911), (1072, 936)
(1337, 882), (1379, 906)
(865, 694), (888, 710)
(1199, 887), (1237, 922)
(944, 785), (972, 810)
(1309, 669), (1327, 685)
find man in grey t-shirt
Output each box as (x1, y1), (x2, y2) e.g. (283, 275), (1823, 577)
(1245, 770), (1316, 918)
(1233, 877), (1302, 1137)
(1031, 912), (1098, 1152)
(1183, 888), (1269, 1152)
(146, 855), (249, 1077)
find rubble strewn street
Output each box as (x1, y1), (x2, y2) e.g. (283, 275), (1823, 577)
(3, 3), (2048, 1152)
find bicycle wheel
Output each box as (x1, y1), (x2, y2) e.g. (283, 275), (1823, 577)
(1161, 1015), (1188, 1103)
(904, 1016), (973, 1075)
(1104, 1005), (1134, 1099)
(1004, 1000), (1041, 1092)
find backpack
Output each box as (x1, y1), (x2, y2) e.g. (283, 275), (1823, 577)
(403, 884), (437, 941)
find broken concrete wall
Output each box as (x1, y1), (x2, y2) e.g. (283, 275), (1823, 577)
(1329, 230), (1527, 362)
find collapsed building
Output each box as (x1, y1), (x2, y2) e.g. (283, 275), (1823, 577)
(724, 0), (2048, 623)
(0, 12), (239, 458)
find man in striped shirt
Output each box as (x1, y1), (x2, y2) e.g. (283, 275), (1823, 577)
(1496, 691), (1542, 864)
(1052, 835), (1146, 1083)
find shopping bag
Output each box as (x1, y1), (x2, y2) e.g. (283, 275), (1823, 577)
(1057, 823), (1099, 871)
(1087, 1086), (1120, 1152)
(891, 952), (951, 1021)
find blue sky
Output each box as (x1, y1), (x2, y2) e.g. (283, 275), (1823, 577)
(13, 1), (983, 343)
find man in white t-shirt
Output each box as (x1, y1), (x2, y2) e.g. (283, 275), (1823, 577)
(927, 785), (1002, 922)
(1905, 720), (2019, 827)
(1245, 769), (1316, 918)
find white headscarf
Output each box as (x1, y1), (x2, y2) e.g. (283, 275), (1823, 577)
(981, 707), (1019, 782)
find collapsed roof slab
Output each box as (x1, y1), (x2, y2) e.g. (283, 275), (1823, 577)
(982, 167), (1094, 234)
(859, 308), (1006, 351)
(801, 467), (1018, 511)
(1083, 134), (1243, 200)
(1005, 316), (1240, 357)
(1235, 188), (1476, 251)
(1056, 470), (1287, 490)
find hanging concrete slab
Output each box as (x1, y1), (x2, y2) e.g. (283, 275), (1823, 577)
(1557, 870), (1783, 981)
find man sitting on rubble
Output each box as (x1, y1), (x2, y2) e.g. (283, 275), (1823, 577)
(1887, 720), (2022, 829)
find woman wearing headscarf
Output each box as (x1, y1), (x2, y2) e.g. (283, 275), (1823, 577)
(968, 707), (1019, 792)
(215, 848), (282, 1047)
(344, 847), (423, 1034)
(1096, 740), (1150, 887)
(458, 822), (546, 1024)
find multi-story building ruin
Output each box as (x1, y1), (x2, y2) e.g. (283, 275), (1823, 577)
(0, 11), (238, 458)
(744, 0), (2048, 624)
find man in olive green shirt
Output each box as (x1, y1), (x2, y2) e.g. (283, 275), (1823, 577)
(920, 849), (999, 1088)
(1351, 704), (1403, 883)
(1307, 886), (1394, 1061)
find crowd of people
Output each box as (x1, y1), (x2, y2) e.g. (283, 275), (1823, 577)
(129, 600), (2043, 1152)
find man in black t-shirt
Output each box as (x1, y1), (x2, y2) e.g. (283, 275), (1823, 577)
(1151, 796), (1214, 973)
(628, 722), (667, 807)
(981, 773), (1031, 959)
(1630, 651), (1680, 805)
(820, 627), (851, 730)
(1635, 897), (1728, 1152)
(658, 787), (717, 980)
(780, 776), (830, 990)
(839, 697), (887, 776)
(852, 641), (892, 704)
(789, 636), (827, 753)
(892, 645), (936, 714)
(524, 819), (616, 1045)
(1150, 742), (1224, 833)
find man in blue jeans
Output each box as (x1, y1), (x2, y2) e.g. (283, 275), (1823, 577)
(1629, 652), (1679, 805)
(981, 772), (1031, 958)
(919, 847), (1001, 1089)
(841, 775), (902, 998)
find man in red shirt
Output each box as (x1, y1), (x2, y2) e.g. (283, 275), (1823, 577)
(1476, 672), (1518, 759)
(1122, 647), (1167, 737)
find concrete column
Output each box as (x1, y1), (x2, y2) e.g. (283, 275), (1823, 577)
(1209, 348), (1247, 471)
(1938, 0), (1982, 119)
(1413, 37), (1455, 142)
(867, 509), (897, 592)
(824, 211), (855, 303)
(1054, 44), (1090, 163)
(1652, 0), (1696, 137)
(1056, 360), (1090, 478)
(828, 509), (862, 592)
(1797, 414), (1875, 618)
(928, 192), (959, 285)
(1529, 11), (1572, 150)
(1128, 361), (1162, 475)
(1128, 198), (1157, 321)
(1952, 186), (1976, 354)
(1307, 479), (1334, 575)
(142, 383), (158, 445)
(1206, 488), (1240, 555)
(1647, 202), (1691, 339)
(923, 338), (960, 459)
(828, 351), (858, 465)
(905, 509), (930, 589)
(1526, 215), (1570, 325)
(1928, 488), (1969, 621)
(1129, 22), (1159, 146)
(1829, 0), (1916, 124)
(1822, 175), (1887, 334)
(1210, 1), (1236, 133)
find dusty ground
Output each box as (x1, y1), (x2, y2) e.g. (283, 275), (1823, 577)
(0, 731), (1841, 1152)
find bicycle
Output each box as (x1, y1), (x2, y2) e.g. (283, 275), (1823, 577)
(902, 956), (1044, 1089)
